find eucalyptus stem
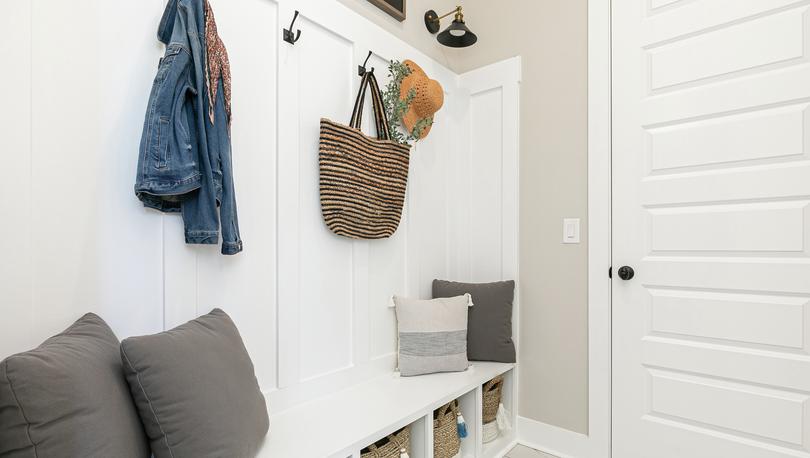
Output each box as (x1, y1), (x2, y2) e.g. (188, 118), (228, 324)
(382, 60), (435, 146)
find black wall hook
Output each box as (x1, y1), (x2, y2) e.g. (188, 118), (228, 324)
(283, 10), (301, 45)
(358, 51), (373, 76)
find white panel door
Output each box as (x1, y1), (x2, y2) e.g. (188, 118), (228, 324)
(612, 1), (810, 457)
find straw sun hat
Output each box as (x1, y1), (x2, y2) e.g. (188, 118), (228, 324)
(399, 60), (444, 139)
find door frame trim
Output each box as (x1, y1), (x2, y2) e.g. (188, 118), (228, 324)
(586, 0), (612, 455)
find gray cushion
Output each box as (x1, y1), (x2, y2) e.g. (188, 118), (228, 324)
(433, 280), (516, 363)
(120, 308), (268, 458)
(0, 313), (150, 458)
(393, 295), (470, 377)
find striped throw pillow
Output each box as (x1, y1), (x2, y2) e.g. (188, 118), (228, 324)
(393, 295), (471, 377)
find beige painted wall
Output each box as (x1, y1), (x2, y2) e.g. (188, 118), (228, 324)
(341, 0), (589, 434)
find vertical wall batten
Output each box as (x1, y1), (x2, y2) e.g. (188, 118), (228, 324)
(0, 0), (34, 355)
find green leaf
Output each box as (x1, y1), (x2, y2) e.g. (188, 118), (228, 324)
(380, 60), (434, 146)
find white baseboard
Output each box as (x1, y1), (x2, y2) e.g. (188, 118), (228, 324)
(516, 416), (598, 458)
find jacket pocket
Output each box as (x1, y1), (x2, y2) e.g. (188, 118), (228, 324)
(174, 83), (195, 152)
(153, 116), (170, 169)
(154, 45), (183, 85)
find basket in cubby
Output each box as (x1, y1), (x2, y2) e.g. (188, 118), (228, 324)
(482, 375), (504, 443)
(433, 399), (461, 458)
(360, 425), (411, 458)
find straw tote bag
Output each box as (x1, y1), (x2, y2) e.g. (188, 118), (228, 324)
(319, 70), (411, 239)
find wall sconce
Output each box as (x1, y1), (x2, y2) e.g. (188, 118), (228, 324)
(424, 6), (477, 48)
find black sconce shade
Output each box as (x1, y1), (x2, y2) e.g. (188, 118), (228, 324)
(437, 19), (477, 47)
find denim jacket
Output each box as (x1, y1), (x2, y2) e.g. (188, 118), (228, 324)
(135, 0), (242, 255)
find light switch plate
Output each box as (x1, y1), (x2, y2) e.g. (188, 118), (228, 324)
(563, 218), (580, 244)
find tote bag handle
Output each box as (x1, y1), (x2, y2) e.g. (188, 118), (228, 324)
(349, 71), (392, 141)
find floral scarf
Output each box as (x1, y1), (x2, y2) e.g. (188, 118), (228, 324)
(204, 0), (231, 128)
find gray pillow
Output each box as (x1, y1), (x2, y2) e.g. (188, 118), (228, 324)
(120, 308), (268, 458)
(0, 313), (150, 458)
(394, 295), (470, 377)
(433, 280), (516, 363)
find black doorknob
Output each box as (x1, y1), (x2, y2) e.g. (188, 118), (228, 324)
(618, 266), (635, 281)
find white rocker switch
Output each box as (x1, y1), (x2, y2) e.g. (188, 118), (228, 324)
(563, 218), (580, 244)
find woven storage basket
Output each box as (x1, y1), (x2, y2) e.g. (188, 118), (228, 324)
(482, 375), (504, 424)
(482, 421), (499, 443)
(360, 425), (411, 458)
(433, 400), (461, 458)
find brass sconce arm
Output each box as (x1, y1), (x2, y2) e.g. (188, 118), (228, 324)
(424, 6), (464, 34)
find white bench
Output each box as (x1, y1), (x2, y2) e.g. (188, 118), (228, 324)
(258, 362), (516, 458)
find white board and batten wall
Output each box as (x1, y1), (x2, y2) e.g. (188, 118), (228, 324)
(0, 0), (520, 425)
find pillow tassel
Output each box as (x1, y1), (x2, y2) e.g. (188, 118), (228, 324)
(496, 403), (512, 431)
(465, 293), (474, 307)
(457, 411), (468, 438)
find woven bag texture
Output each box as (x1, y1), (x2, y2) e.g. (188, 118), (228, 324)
(319, 71), (410, 239)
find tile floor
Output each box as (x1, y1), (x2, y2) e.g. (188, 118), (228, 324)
(505, 444), (559, 458)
